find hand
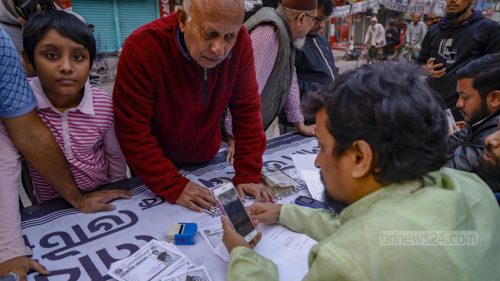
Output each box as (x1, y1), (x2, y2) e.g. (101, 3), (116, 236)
(226, 136), (235, 165)
(221, 215), (262, 253)
(425, 58), (446, 78)
(75, 189), (131, 213)
(248, 202), (283, 225)
(176, 182), (215, 212)
(452, 121), (467, 133)
(294, 122), (316, 136)
(236, 183), (275, 203)
(0, 256), (49, 281)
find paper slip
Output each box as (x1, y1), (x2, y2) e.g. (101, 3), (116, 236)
(199, 224), (231, 262)
(200, 224), (224, 251)
(200, 224), (317, 281)
(300, 170), (324, 201)
(255, 224), (317, 281)
(108, 240), (195, 281)
(158, 266), (213, 281)
(291, 154), (325, 201)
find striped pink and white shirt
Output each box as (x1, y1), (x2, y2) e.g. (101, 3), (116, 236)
(28, 78), (127, 202)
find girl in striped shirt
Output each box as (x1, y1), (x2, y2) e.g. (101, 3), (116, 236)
(20, 11), (128, 203)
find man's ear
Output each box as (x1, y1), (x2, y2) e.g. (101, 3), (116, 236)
(350, 140), (374, 179)
(178, 10), (187, 32)
(487, 90), (500, 110)
(21, 50), (36, 74)
(295, 12), (306, 26)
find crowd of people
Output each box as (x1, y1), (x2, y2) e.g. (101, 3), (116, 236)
(0, 0), (499, 280)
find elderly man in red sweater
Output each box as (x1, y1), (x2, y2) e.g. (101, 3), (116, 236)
(113, 0), (273, 212)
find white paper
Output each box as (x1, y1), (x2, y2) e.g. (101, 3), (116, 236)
(291, 154), (318, 171)
(213, 242), (230, 262)
(300, 170), (324, 201)
(291, 154), (325, 201)
(200, 224), (317, 281)
(108, 240), (194, 281)
(255, 225), (317, 281)
(200, 224), (224, 251)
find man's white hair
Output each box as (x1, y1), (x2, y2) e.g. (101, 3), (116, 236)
(182, 0), (244, 22)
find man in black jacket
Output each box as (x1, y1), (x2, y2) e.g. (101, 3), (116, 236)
(448, 54), (500, 192)
(418, 0), (500, 120)
(295, 0), (338, 104)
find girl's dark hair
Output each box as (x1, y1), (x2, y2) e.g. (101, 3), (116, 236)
(303, 62), (449, 185)
(23, 10), (96, 68)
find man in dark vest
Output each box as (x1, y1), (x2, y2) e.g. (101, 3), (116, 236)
(224, 0), (317, 164)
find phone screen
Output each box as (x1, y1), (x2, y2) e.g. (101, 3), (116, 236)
(298, 196), (314, 204)
(216, 187), (255, 237)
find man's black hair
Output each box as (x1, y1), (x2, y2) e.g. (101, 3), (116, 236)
(303, 62), (449, 185)
(473, 64), (500, 99)
(23, 10), (96, 68)
(456, 53), (500, 99)
(318, 0), (333, 17)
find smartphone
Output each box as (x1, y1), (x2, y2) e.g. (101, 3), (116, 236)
(294, 195), (326, 209)
(433, 53), (447, 70)
(445, 109), (456, 134)
(213, 182), (257, 242)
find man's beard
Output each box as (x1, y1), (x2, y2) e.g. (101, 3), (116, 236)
(445, 2), (472, 24)
(466, 102), (491, 125)
(293, 37), (306, 49)
(320, 173), (347, 214)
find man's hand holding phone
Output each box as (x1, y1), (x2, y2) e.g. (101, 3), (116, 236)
(425, 56), (446, 78)
(221, 216), (262, 253)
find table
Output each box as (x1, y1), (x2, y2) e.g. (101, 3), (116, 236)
(21, 133), (319, 281)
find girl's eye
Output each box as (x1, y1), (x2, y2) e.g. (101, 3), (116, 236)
(46, 52), (57, 59)
(74, 54), (84, 61)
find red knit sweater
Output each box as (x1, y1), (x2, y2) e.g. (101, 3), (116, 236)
(113, 13), (265, 203)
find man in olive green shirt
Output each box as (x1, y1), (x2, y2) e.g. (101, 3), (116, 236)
(221, 62), (500, 281)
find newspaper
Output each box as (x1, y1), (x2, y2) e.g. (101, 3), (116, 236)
(108, 240), (202, 281)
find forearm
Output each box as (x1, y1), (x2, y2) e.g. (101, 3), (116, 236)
(0, 124), (31, 263)
(448, 129), (468, 152)
(104, 124), (127, 182)
(3, 112), (82, 207)
(279, 204), (341, 241)
(284, 71), (305, 124)
(231, 32), (266, 185)
(231, 99), (266, 185)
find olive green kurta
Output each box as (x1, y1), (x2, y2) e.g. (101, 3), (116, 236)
(228, 168), (500, 281)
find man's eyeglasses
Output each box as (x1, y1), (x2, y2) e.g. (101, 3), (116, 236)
(303, 13), (328, 24)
